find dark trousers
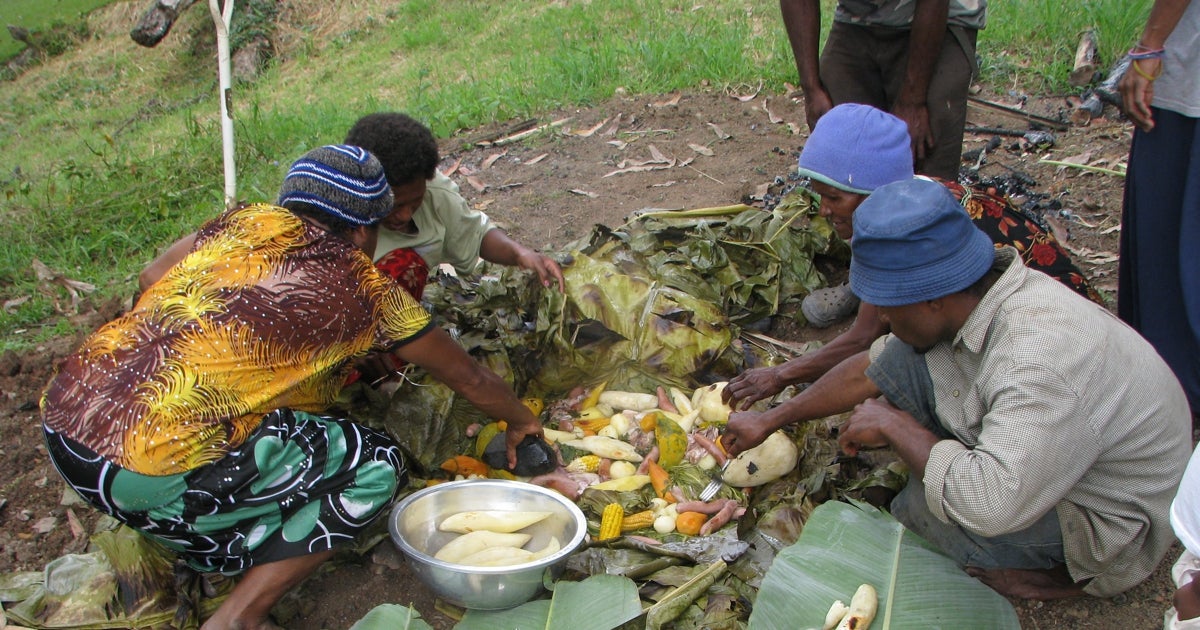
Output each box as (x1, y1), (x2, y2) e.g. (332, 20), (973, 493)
(820, 22), (978, 180)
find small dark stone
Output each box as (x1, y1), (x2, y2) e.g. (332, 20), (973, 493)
(482, 433), (557, 477)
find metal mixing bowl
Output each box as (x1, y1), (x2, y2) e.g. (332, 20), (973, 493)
(388, 479), (588, 610)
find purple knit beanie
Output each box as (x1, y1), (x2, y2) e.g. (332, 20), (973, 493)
(796, 104), (914, 194)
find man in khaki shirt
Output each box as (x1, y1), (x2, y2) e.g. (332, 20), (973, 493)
(723, 178), (1192, 599)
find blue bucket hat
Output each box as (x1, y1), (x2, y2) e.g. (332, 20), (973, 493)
(277, 144), (393, 226)
(797, 104), (914, 194)
(849, 178), (995, 306)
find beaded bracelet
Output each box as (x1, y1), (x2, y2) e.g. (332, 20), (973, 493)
(1132, 58), (1164, 81)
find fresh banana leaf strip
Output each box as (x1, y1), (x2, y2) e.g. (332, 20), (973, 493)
(644, 559), (727, 630)
(455, 574), (642, 630)
(348, 603), (435, 630)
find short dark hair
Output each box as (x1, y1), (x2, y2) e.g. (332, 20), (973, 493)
(345, 113), (439, 187)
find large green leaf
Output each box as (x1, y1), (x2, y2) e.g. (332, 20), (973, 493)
(455, 574), (642, 630)
(349, 604), (435, 630)
(750, 500), (1019, 629)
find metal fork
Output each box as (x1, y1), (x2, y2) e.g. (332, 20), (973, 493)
(699, 460), (731, 501)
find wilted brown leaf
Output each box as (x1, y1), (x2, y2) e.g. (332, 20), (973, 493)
(465, 175), (487, 192)
(708, 123), (731, 140)
(525, 153), (549, 165)
(3, 296), (30, 313)
(647, 145), (671, 163)
(441, 156), (463, 177)
(573, 119), (609, 137)
(569, 189), (599, 198)
(762, 98), (783, 124)
(688, 143), (714, 157)
(652, 94), (681, 108)
(481, 150), (508, 170)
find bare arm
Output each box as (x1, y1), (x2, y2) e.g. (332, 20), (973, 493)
(1118, 0), (1192, 132)
(892, 0), (950, 167)
(138, 232), (197, 292)
(478, 229), (565, 291)
(722, 351), (880, 456)
(780, 0), (833, 130)
(1176, 577), (1200, 620)
(725, 302), (889, 409)
(393, 326), (543, 468)
(838, 397), (939, 477)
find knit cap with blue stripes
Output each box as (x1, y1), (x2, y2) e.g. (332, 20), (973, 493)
(277, 144), (394, 226)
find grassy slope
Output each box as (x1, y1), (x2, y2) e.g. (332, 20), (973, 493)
(0, 0), (114, 59)
(0, 0), (1150, 348)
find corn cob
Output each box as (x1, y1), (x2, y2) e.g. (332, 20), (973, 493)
(620, 510), (656, 532)
(566, 455), (602, 473)
(599, 503), (624, 540)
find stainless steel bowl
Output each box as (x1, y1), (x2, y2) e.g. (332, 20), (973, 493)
(388, 479), (588, 610)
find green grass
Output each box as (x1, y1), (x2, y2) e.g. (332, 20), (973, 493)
(982, 0), (1152, 90)
(0, 0), (113, 60)
(0, 0), (1155, 349)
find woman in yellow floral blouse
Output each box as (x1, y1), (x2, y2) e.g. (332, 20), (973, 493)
(41, 145), (543, 630)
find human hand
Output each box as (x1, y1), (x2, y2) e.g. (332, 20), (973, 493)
(503, 416), (545, 470)
(354, 352), (402, 387)
(890, 101), (934, 168)
(516, 250), (566, 291)
(720, 410), (775, 457)
(804, 88), (834, 132)
(723, 366), (786, 411)
(1118, 57), (1159, 132)
(1176, 577), (1200, 621)
(837, 397), (902, 456)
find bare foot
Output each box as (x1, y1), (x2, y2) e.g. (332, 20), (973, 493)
(965, 565), (1088, 600)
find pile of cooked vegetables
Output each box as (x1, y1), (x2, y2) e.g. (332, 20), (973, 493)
(435, 381), (801, 541)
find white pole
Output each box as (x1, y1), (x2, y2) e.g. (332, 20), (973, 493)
(209, 0), (236, 209)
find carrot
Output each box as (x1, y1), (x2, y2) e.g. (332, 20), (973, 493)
(440, 455), (490, 477)
(646, 458), (673, 502)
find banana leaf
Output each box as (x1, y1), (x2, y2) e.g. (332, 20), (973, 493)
(749, 500), (1020, 629)
(454, 574), (641, 630)
(4, 526), (225, 629)
(349, 604), (434, 630)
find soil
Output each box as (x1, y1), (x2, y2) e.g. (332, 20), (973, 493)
(0, 88), (1168, 629)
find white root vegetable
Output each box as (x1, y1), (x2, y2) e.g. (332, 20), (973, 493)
(438, 510), (552, 534)
(675, 408), (701, 433)
(530, 536), (561, 560)
(453, 536), (562, 567)
(456, 545), (537, 567)
(608, 412), (634, 437)
(721, 430), (799, 487)
(822, 600), (849, 630)
(598, 390), (659, 411)
(564, 436), (644, 462)
(609, 460), (637, 478)
(834, 584), (878, 630)
(670, 387), (694, 415)
(695, 382), (732, 425)
(434, 530), (531, 563)
(542, 427), (580, 443)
